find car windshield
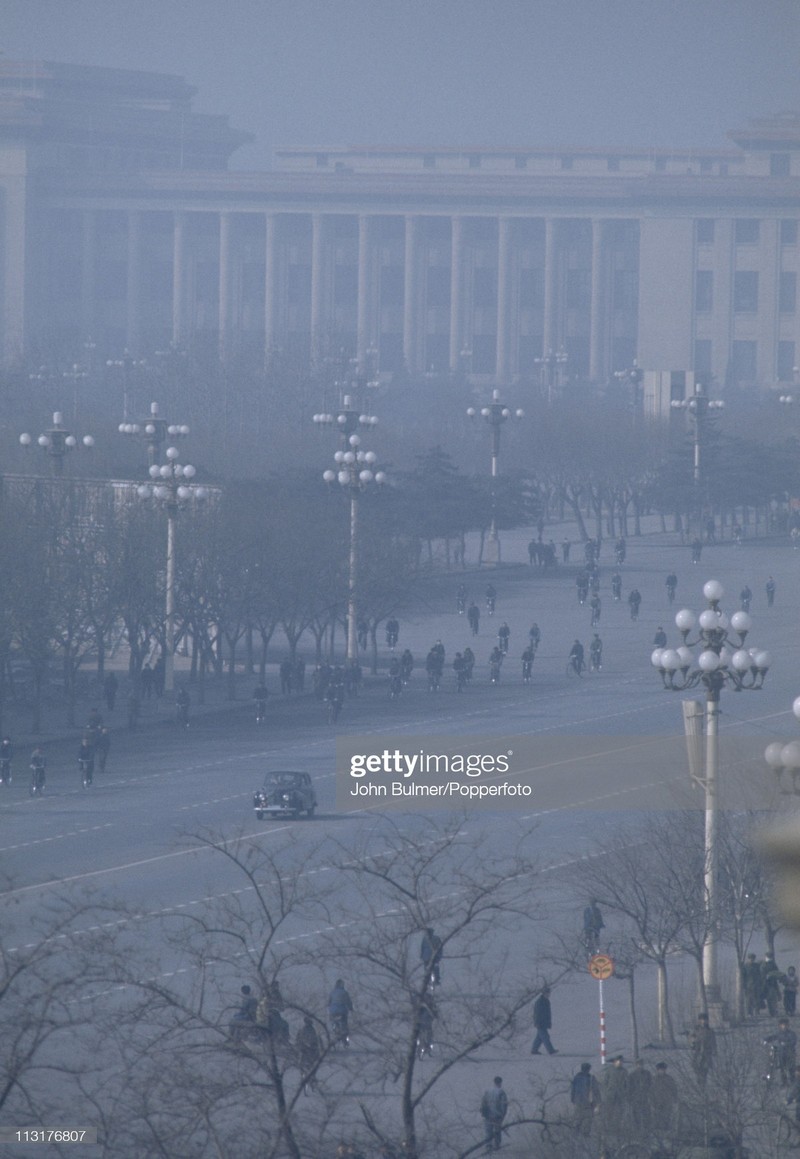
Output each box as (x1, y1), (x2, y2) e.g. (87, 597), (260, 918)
(264, 772), (304, 789)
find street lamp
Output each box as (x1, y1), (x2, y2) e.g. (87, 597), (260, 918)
(107, 351), (148, 422)
(466, 389), (524, 566)
(670, 382), (724, 535)
(135, 450), (207, 697)
(534, 347), (568, 404)
(650, 580), (770, 1016)
(119, 401), (190, 468)
(614, 360), (644, 416)
(764, 697), (800, 796)
(313, 397), (384, 663)
(19, 412), (95, 475)
(121, 405), (199, 696)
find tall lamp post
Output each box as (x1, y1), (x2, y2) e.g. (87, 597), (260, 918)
(614, 360), (644, 417)
(121, 405), (199, 696)
(313, 397), (383, 663)
(670, 382), (724, 535)
(467, 389), (524, 566)
(19, 412), (95, 474)
(535, 347), (568, 404)
(650, 580), (770, 1016)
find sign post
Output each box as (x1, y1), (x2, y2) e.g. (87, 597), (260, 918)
(588, 953), (615, 1065)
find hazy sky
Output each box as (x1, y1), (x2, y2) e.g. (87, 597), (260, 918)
(4, 0), (800, 169)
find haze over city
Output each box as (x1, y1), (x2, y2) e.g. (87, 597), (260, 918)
(4, 0), (800, 169)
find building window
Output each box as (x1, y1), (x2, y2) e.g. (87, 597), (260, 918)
(473, 268), (497, 309)
(695, 270), (713, 313)
(780, 272), (797, 314)
(771, 153), (791, 177)
(696, 219), (715, 244)
(734, 270), (758, 313)
(778, 341), (796, 381)
(731, 340), (757, 384)
(694, 339), (712, 378)
(566, 268), (591, 310)
(781, 219), (798, 245)
(735, 218), (760, 244)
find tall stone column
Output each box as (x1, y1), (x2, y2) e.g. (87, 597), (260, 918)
(449, 216), (465, 372)
(172, 211), (188, 348)
(403, 215), (420, 375)
(496, 217), (512, 382)
(218, 211), (233, 362)
(543, 217), (557, 355)
(589, 218), (605, 381)
(310, 213), (326, 368)
(0, 176), (27, 363)
(126, 210), (142, 354)
(264, 212), (279, 366)
(357, 214), (372, 368)
(81, 209), (97, 343)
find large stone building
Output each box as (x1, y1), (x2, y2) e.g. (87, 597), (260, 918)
(1, 59), (799, 396)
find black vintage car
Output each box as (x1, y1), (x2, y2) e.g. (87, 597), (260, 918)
(253, 771), (317, 820)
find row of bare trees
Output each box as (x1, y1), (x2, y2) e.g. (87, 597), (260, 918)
(1, 811), (790, 1157)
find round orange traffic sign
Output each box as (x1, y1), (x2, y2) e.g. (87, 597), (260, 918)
(588, 953), (615, 980)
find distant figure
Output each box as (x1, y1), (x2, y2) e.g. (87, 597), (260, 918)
(531, 986), (557, 1055)
(480, 1076), (508, 1153)
(766, 576), (776, 607)
(583, 899), (605, 952)
(690, 1013), (716, 1084)
(570, 1062), (600, 1136)
(103, 671), (118, 712)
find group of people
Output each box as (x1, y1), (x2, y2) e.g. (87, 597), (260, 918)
(742, 951), (798, 1018)
(569, 1054), (680, 1141)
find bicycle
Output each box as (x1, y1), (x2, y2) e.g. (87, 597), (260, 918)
(0, 757), (11, 785)
(566, 655), (584, 678)
(79, 756), (94, 788)
(29, 761), (46, 797)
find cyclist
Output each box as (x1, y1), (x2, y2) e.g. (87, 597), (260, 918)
(176, 687), (190, 728)
(453, 652), (467, 692)
(389, 656), (402, 698)
(615, 537), (626, 564)
(528, 623), (541, 652)
(400, 649), (414, 685)
(521, 644), (535, 684)
(497, 622), (510, 655)
(666, 572), (678, 603)
(425, 648), (442, 692)
(485, 584), (496, 615)
(628, 588), (641, 621)
(740, 584), (752, 612)
(589, 634), (603, 672)
(78, 736), (95, 786)
(456, 583), (467, 614)
(0, 736), (12, 784)
(611, 572), (622, 601)
(590, 594), (601, 627)
(489, 649), (502, 685)
(467, 602), (480, 635)
(254, 682), (268, 723)
(576, 572), (589, 605)
(568, 640), (585, 676)
(386, 618), (399, 650)
(325, 674), (345, 721)
(328, 979), (353, 1046)
(462, 647), (475, 683)
(29, 747), (46, 796)
(653, 626), (668, 648)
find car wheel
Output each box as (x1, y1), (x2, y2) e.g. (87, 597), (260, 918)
(255, 810), (264, 820)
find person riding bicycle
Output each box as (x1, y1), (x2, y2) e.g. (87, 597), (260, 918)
(485, 584), (497, 614)
(386, 618), (399, 650)
(425, 648), (442, 691)
(611, 572), (622, 600)
(522, 645), (535, 683)
(400, 649), (414, 684)
(628, 588), (641, 621)
(615, 537), (626, 564)
(590, 635), (603, 671)
(528, 623), (541, 651)
(456, 583), (467, 613)
(576, 572), (589, 604)
(78, 736), (95, 784)
(767, 1018), (798, 1086)
(389, 656), (402, 697)
(590, 594), (601, 626)
(0, 736), (12, 784)
(328, 979), (354, 1043)
(254, 682), (269, 721)
(740, 584), (753, 612)
(467, 602), (480, 634)
(30, 747), (46, 793)
(462, 647), (475, 682)
(176, 686), (190, 727)
(666, 572), (678, 602)
(453, 652), (467, 692)
(653, 626), (668, 648)
(325, 675), (345, 719)
(569, 640), (585, 674)
(497, 622), (510, 654)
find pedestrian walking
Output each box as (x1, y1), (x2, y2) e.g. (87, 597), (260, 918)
(742, 952), (761, 1017)
(480, 1076), (508, 1153)
(650, 1062), (678, 1135)
(653, 626), (667, 648)
(570, 1062), (600, 1136)
(767, 1017), (797, 1085)
(531, 986), (557, 1055)
(627, 588), (641, 621)
(690, 1012), (717, 1084)
(691, 536), (703, 564)
(766, 576), (776, 607)
(784, 965), (799, 1016)
(468, 602), (480, 635)
(600, 1055), (628, 1137)
(764, 952), (783, 1017)
(94, 727), (110, 774)
(628, 1057), (652, 1134)
(103, 671), (118, 712)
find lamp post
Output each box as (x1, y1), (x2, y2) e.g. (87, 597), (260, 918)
(535, 347), (568, 404)
(670, 382), (724, 535)
(614, 360), (644, 417)
(313, 397), (383, 663)
(759, 697), (800, 935)
(121, 405), (198, 696)
(107, 351), (148, 422)
(764, 697), (800, 796)
(19, 412), (95, 475)
(466, 389), (524, 566)
(650, 580), (770, 1015)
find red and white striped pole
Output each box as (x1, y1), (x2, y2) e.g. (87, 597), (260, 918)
(599, 977), (607, 1065)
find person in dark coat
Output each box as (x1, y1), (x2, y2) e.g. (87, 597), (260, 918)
(480, 1076), (508, 1152)
(103, 671), (118, 712)
(570, 1062), (600, 1136)
(531, 986), (557, 1055)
